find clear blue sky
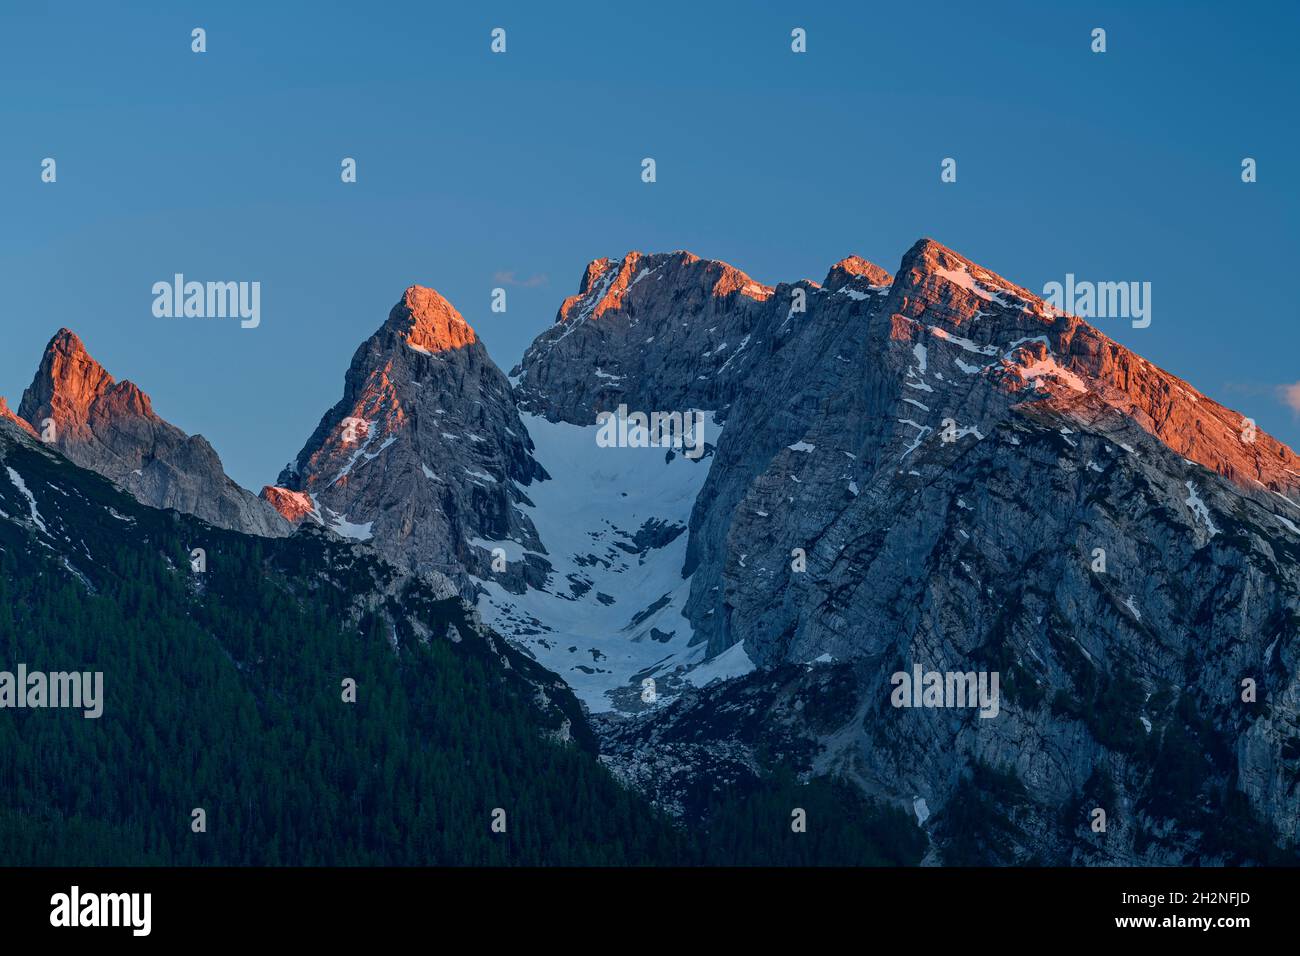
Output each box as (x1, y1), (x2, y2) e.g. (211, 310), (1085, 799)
(2, 1), (1296, 489)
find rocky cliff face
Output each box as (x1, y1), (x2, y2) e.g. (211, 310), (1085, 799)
(14, 329), (288, 537)
(684, 239), (1300, 664)
(263, 286), (546, 592)
(513, 250), (781, 424)
(508, 239), (1300, 864)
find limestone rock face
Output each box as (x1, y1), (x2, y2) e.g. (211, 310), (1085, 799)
(512, 250), (782, 425)
(265, 286), (546, 592)
(682, 238), (1300, 662)
(509, 238), (1300, 864)
(15, 329), (288, 537)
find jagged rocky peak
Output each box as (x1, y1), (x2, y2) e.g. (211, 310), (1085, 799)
(13, 328), (289, 537)
(823, 254), (893, 291)
(848, 237), (1299, 496)
(514, 250), (796, 425)
(266, 283), (543, 592)
(553, 250), (774, 325)
(390, 284), (478, 354)
(888, 237), (1048, 329)
(19, 328), (125, 439)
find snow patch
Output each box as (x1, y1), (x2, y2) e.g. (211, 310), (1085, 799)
(1016, 357), (1088, 393)
(1184, 481), (1220, 537)
(913, 797), (930, 826)
(929, 326), (999, 357)
(684, 641), (755, 688)
(898, 419), (933, 460)
(468, 536), (536, 562)
(328, 512), (373, 541)
(4, 467), (46, 534)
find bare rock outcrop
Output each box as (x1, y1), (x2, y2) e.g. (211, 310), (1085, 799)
(265, 286), (546, 592)
(16, 329), (288, 537)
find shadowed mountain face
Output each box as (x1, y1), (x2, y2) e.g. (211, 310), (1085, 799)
(262, 286), (545, 592)
(14, 329), (288, 537)
(0, 412), (924, 867)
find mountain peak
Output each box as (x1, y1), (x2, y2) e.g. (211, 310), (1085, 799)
(894, 237), (1040, 307)
(13, 327), (287, 537)
(385, 285), (477, 355)
(274, 284), (542, 587)
(577, 257), (616, 295)
(877, 239), (1300, 493)
(18, 327), (151, 439)
(35, 326), (112, 386)
(49, 326), (86, 350)
(823, 255), (893, 290)
(898, 236), (970, 270)
(555, 250), (771, 326)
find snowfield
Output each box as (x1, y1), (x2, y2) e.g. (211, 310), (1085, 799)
(473, 412), (744, 712)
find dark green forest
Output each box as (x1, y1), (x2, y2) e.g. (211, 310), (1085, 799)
(0, 437), (922, 866)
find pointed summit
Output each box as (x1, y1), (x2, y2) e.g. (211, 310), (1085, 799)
(823, 255), (892, 291)
(386, 285), (478, 355)
(554, 251), (772, 326)
(892, 237), (1041, 314)
(15, 328), (287, 537)
(577, 257), (617, 295)
(271, 284), (542, 591)
(18, 328), (124, 441)
(874, 239), (1300, 492)
(896, 236), (974, 274)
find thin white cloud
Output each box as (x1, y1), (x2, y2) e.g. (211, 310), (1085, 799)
(1277, 382), (1300, 417)
(493, 271), (548, 288)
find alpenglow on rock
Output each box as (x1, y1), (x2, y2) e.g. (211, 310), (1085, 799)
(513, 250), (783, 425)
(15, 328), (288, 537)
(263, 285), (546, 591)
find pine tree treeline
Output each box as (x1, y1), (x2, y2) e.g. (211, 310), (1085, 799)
(0, 442), (922, 866)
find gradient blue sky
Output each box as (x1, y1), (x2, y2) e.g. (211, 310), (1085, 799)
(3, 1), (1296, 489)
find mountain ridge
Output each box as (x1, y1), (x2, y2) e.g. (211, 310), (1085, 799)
(11, 328), (289, 537)
(496, 236), (1300, 863)
(6, 237), (1298, 864)
(261, 284), (545, 595)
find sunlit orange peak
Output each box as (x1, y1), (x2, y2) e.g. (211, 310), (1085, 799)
(394, 285), (477, 354)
